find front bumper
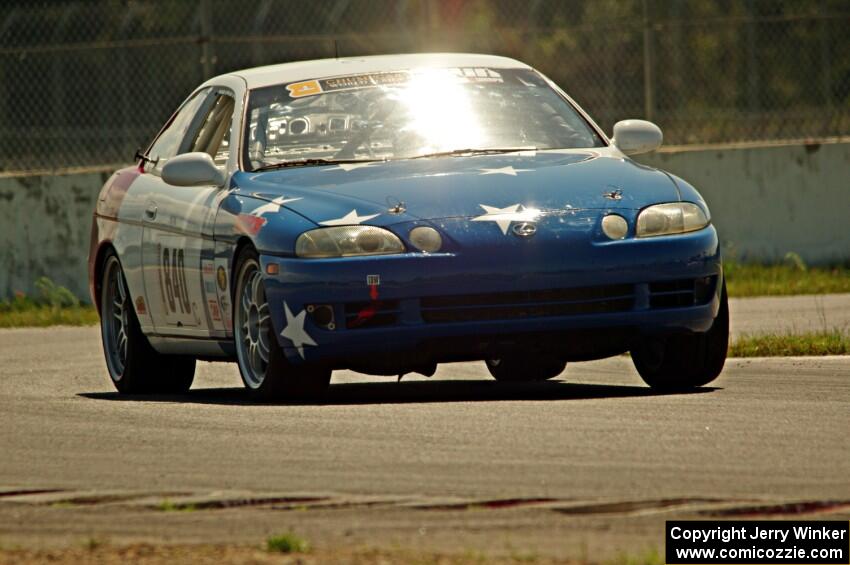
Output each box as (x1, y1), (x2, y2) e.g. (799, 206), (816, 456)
(261, 226), (722, 366)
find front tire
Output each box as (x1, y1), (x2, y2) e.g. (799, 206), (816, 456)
(486, 356), (566, 382)
(233, 248), (331, 400)
(630, 281), (729, 389)
(99, 252), (195, 394)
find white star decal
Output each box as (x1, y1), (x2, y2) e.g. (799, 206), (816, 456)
(252, 196), (302, 217)
(478, 166), (532, 176)
(471, 204), (541, 235)
(320, 209), (380, 226)
(324, 162), (377, 172)
(280, 301), (317, 359)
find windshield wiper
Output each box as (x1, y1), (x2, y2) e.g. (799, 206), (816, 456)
(252, 148), (538, 171)
(253, 158), (384, 171)
(407, 147), (538, 160)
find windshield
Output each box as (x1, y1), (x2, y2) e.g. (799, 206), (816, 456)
(242, 67), (604, 171)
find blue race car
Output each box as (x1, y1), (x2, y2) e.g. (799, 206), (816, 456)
(89, 53), (727, 399)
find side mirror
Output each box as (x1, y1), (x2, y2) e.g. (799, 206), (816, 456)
(161, 152), (225, 187)
(612, 119), (663, 155)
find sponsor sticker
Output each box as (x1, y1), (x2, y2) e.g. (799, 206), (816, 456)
(285, 68), (503, 99)
(201, 259), (225, 332)
(214, 258), (232, 331)
(286, 79), (322, 98)
(208, 299), (221, 322)
(287, 72), (409, 98)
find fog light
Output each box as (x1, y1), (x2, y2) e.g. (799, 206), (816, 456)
(409, 226), (442, 253)
(601, 214), (628, 240)
(694, 275), (716, 304)
(307, 304), (335, 330)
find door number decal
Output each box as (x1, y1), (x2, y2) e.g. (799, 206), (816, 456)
(158, 244), (191, 316)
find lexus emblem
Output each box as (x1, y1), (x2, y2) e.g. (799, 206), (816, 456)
(512, 222), (537, 238)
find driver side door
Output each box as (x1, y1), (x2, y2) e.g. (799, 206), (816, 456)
(139, 88), (236, 338)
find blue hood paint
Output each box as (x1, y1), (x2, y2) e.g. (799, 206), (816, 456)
(231, 151), (680, 228)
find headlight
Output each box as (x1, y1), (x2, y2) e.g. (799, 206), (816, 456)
(295, 226), (405, 258)
(636, 202), (709, 238)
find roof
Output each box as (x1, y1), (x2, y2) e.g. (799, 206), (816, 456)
(224, 53), (530, 89)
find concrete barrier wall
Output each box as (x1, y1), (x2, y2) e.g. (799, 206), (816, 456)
(637, 140), (850, 264)
(0, 169), (110, 301)
(1, 141), (848, 300)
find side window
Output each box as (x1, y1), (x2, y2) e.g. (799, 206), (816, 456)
(146, 89), (211, 171)
(187, 94), (235, 166)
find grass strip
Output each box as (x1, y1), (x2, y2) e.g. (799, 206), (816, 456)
(0, 305), (98, 328)
(725, 261), (850, 297)
(729, 330), (850, 357)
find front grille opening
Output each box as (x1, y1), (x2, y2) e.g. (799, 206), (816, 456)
(343, 300), (400, 330)
(649, 276), (716, 309)
(421, 284), (635, 324)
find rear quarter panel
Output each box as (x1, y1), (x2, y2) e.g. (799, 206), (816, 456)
(88, 165), (153, 329)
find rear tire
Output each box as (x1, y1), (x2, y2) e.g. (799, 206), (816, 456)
(99, 252), (195, 394)
(631, 281), (729, 389)
(486, 356), (566, 382)
(233, 247), (331, 400)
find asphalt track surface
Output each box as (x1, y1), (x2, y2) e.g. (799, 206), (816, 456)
(0, 295), (848, 557)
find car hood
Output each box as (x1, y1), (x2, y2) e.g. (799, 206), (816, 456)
(232, 149), (681, 227)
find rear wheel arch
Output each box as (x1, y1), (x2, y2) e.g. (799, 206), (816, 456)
(92, 242), (117, 316)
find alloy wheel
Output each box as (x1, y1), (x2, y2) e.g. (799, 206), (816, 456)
(235, 261), (272, 389)
(102, 257), (129, 379)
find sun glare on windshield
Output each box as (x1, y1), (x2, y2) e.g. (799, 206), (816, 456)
(395, 69), (485, 154)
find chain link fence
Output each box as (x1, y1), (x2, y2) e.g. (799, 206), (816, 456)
(1, 0), (849, 173)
